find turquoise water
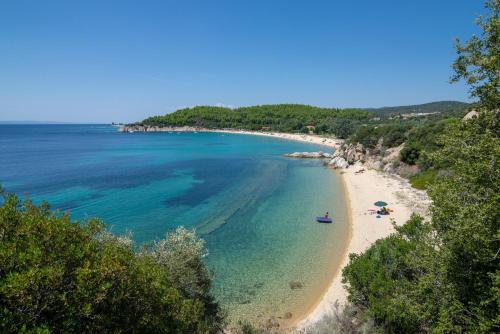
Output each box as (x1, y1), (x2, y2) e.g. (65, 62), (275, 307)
(0, 125), (349, 324)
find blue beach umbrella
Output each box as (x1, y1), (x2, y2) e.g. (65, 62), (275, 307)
(374, 201), (388, 207)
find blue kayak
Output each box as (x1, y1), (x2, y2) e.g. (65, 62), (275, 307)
(316, 217), (332, 223)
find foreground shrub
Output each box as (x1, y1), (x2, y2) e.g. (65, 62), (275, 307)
(0, 192), (223, 333)
(409, 169), (438, 190)
(299, 303), (374, 334)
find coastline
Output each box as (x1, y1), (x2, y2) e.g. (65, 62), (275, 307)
(118, 126), (430, 329)
(286, 172), (353, 330)
(210, 129), (342, 149)
(213, 130), (430, 329)
(118, 125), (343, 149)
(295, 166), (430, 329)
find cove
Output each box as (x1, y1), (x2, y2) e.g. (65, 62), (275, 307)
(0, 124), (349, 325)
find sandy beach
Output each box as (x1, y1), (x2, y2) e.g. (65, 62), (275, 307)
(213, 130), (430, 329)
(119, 125), (343, 149)
(296, 165), (430, 329)
(211, 129), (343, 149)
(120, 126), (430, 329)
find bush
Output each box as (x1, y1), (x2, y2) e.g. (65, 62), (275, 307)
(342, 216), (434, 333)
(299, 302), (374, 334)
(400, 143), (421, 165)
(0, 193), (223, 333)
(409, 169), (438, 190)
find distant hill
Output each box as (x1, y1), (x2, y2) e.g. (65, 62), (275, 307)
(363, 101), (470, 117)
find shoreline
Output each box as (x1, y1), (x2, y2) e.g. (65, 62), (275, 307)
(214, 130), (430, 329)
(295, 167), (429, 329)
(209, 129), (343, 149)
(118, 125), (344, 149)
(288, 172), (353, 329)
(118, 126), (429, 330)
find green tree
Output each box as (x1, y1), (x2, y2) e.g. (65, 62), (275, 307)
(427, 111), (499, 332)
(451, 0), (500, 109)
(342, 1), (500, 332)
(400, 143), (421, 165)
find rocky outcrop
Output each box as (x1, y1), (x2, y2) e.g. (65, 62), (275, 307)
(119, 125), (202, 132)
(328, 156), (349, 169)
(284, 151), (332, 159)
(326, 141), (418, 175)
(462, 110), (478, 121)
(326, 142), (366, 169)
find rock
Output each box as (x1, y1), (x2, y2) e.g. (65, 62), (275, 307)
(375, 137), (384, 151)
(364, 157), (383, 170)
(463, 110), (479, 121)
(283, 151), (332, 159)
(382, 143), (405, 164)
(333, 148), (343, 158)
(328, 157), (349, 169)
(383, 162), (396, 174)
(284, 312), (293, 319)
(346, 147), (358, 164)
(289, 281), (303, 290)
(254, 282), (264, 289)
(264, 317), (280, 330)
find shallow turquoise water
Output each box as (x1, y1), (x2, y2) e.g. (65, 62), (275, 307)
(0, 125), (349, 324)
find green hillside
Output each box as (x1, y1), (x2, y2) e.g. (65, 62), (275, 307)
(136, 101), (468, 139)
(140, 104), (370, 138)
(364, 100), (470, 117)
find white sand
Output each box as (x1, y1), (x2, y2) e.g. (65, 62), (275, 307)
(296, 165), (430, 329)
(210, 129), (343, 148)
(122, 126), (343, 149)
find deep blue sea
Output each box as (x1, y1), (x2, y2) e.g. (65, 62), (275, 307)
(0, 124), (349, 324)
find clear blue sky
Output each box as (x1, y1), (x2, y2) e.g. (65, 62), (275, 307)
(0, 0), (486, 123)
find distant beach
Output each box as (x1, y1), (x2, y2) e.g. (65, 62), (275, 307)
(210, 129), (343, 149)
(118, 125), (343, 148)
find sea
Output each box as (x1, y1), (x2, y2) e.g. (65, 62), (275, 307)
(0, 124), (349, 325)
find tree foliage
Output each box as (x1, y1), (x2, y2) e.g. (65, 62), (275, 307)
(343, 111), (499, 333)
(451, 0), (500, 109)
(0, 194), (223, 333)
(140, 104), (370, 137)
(342, 1), (499, 331)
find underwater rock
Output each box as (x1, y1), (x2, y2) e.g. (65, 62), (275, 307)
(289, 281), (303, 290)
(264, 317), (280, 330)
